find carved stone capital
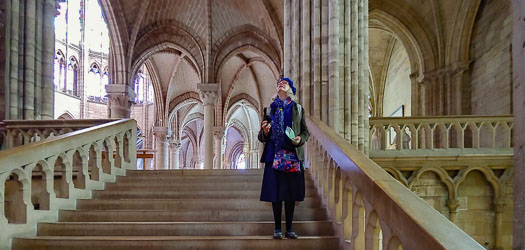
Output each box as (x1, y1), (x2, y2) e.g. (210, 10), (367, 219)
(447, 199), (460, 212)
(170, 139), (182, 150)
(153, 126), (169, 139)
(214, 126), (225, 138)
(494, 199), (506, 213)
(106, 84), (136, 118)
(198, 83), (219, 106)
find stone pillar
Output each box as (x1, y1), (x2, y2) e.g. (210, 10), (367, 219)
(350, 0), (359, 147)
(284, 0), (292, 76)
(9, 0), (20, 119)
(25, 0), (38, 119)
(153, 127), (169, 170)
(513, 1), (525, 248)
(34, 0), (44, 119)
(23, 0), (36, 119)
(357, 0), (365, 151)
(198, 83), (219, 169)
(447, 199), (459, 224)
(301, 0), (311, 114)
(169, 140), (181, 169)
(105, 84), (136, 118)
(250, 149), (259, 169)
(41, 0), (56, 120)
(363, 0), (370, 155)
(292, 0), (300, 84)
(312, 0), (322, 119)
(213, 127), (225, 169)
(494, 199), (505, 250)
(328, 0), (340, 132)
(321, 0), (329, 123)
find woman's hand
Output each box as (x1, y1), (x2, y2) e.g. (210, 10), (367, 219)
(292, 136), (301, 145)
(262, 121), (271, 135)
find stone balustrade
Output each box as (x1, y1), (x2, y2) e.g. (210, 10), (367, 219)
(0, 119), (136, 249)
(369, 115), (514, 156)
(305, 116), (483, 250)
(1, 119), (117, 149)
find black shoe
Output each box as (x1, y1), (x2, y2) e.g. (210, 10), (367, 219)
(285, 231), (298, 239)
(273, 230), (283, 239)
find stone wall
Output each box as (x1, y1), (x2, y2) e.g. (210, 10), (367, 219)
(469, 0), (513, 115)
(374, 156), (514, 249)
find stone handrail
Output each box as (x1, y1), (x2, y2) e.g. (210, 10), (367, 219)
(1, 119), (118, 149)
(0, 119), (137, 249)
(305, 116), (483, 250)
(369, 115), (513, 157)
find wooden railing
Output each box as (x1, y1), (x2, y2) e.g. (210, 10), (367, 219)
(0, 119), (136, 249)
(305, 116), (483, 250)
(369, 115), (513, 156)
(1, 119), (116, 149)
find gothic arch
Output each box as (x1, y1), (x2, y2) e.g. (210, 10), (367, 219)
(214, 25), (281, 81)
(408, 166), (455, 199)
(131, 42), (202, 86)
(57, 112), (75, 120)
(369, 9), (430, 77)
(454, 166), (502, 199)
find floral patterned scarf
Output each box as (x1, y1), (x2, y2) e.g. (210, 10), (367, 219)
(270, 96), (293, 152)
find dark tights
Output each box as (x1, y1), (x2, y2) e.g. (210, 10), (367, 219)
(272, 201), (295, 232)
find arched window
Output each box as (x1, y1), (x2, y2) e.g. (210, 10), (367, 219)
(87, 63), (102, 100)
(68, 57), (79, 96)
(102, 68), (109, 101)
(54, 51), (66, 90)
(134, 65), (154, 104)
(236, 154), (246, 169)
(134, 70), (145, 103)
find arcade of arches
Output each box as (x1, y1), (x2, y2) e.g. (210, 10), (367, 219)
(1, 0), (525, 249)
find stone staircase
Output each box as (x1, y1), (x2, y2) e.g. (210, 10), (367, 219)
(12, 169), (339, 250)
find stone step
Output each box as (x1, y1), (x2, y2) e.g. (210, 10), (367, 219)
(92, 190), (319, 200)
(104, 181), (317, 191)
(13, 236), (339, 250)
(77, 198), (323, 210)
(58, 208), (328, 222)
(116, 175), (264, 183)
(116, 173), (315, 183)
(124, 169), (264, 177)
(37, 221), (334, 236)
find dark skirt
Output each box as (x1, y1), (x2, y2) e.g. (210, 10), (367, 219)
(260, 162), (305, 202)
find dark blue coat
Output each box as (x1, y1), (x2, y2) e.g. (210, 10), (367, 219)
(259, 102), (309, 202)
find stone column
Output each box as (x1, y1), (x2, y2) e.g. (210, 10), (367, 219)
(447, 199), (459, 224)
(250, 149), (259, 169)
(292, 0), (300, 84)
(312, 0), (322, 119)
(301, 0), (311, 114)
(357, 0), (364, 151)
(198, 83), (219, 169)
(23, 0), (36, 119)
(9, 0), (20, 119)
(494, 199), (505, 250)
(328, 0), (340, 132)
(41, 0), (56, 120)
(350, 0), (359, 147)
(213, 127), (225, 169)
(284, 0), (292, 76)
(513, 1), (525, 248)
(105, 84), (136, 118)
(153, 126), (169, 170)
(170, 140), (181, 169)
(34, 0), (44, 119)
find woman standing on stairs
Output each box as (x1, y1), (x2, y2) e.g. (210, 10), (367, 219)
(258, 77), (310, 240)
